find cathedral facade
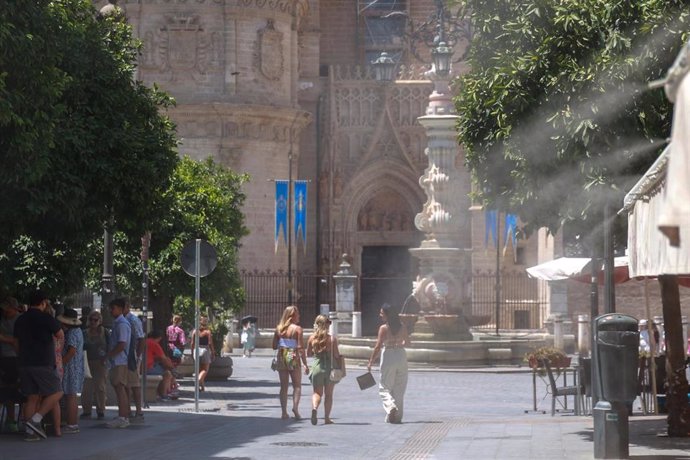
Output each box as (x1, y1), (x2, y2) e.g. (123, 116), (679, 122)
(104, 1), (546, 330)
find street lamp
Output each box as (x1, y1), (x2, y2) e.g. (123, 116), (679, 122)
(372, 51), (396, 82)
(431, 42), (453, 77)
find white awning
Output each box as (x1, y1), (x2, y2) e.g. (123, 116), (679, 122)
(621, 144), (690, 277)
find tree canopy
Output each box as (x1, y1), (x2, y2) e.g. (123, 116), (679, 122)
(455, 0), (690, 238)
(0, 0), (178, 298)
(85, 157), (249, 330)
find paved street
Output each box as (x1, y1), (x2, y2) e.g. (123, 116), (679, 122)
(1, 352), (689, 459)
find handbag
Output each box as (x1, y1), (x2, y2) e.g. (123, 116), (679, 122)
(271, 349), (279, 371)
(356, 371), (376, 390)
(172, 346), (183, 359)
(329, 339), (346, 383)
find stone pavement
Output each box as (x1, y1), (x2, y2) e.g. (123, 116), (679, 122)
(1, 352), (689, 460)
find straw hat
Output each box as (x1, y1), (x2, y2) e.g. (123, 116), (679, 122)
(57, 308), (82, 327)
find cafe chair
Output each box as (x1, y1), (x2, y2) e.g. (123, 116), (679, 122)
(545, 359), (580, 416)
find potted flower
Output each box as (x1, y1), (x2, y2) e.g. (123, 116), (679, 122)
(524, 346), (571, 372)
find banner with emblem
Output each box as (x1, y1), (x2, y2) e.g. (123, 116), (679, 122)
(503, 213), (518, 256)
(294, 180), (307, 250)
(275, 180), (288, 253)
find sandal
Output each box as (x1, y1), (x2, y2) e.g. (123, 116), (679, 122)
(311, 409), (317, 425)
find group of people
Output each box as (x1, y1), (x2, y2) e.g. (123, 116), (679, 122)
(272, 303), (409, 425)
(1, 289), (410, 439)
(0, 292), (183, 440)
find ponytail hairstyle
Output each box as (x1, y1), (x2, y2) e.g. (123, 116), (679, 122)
(312, 315), (330, 354)
(382, 303), (401, 336)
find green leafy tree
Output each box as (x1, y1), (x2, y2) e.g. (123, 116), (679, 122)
(0, 0), (178, 298)
(455, 0), (690, 436)
(86, 156), (249, 334)
(456, 0), (689, 237)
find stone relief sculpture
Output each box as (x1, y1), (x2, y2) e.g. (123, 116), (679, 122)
(257, 20), (284, 81)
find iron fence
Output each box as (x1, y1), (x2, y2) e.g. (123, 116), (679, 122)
(240, 269), (547, 332)
(470, 270), (548, 330)
(239, 270), (334, 330)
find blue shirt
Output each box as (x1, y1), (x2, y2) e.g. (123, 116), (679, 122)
(109, 314), (131, 367)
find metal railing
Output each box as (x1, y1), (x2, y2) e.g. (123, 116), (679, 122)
(240, 269), (547, 332)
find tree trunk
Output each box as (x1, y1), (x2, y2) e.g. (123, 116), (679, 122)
(658, 275), (690, 437)
(150, 294), (173, 335)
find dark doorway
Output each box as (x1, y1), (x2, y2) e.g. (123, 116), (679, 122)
(360, 246), (413, 336)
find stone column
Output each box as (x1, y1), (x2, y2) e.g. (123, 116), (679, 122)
(333, 254), (357, 335)
(408, 73), (472, 340)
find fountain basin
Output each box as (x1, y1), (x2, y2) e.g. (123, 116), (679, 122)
(338, 333), (574, 366)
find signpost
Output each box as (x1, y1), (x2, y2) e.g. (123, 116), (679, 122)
(180, 239), (218, 412)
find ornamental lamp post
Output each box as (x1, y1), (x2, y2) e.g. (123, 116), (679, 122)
(431, 42), (452, 77)
(406, 2), (473, 339)
(372, 51), (396, 82)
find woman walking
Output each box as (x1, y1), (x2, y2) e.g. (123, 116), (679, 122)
(306, 315), (340, 425)
(191, 316), (215, 391)
(272, 305), (308, 420)
(367, 303), (409, 424)
(81, 310), (108, 419)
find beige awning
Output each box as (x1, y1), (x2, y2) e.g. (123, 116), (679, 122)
(621, 145), (690, 277)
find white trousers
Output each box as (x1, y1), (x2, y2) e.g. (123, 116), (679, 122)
(378, 347), (408, 421)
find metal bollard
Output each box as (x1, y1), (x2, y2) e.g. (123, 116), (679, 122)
(352, 311), (362, 338)
(578, 314), (590, 355)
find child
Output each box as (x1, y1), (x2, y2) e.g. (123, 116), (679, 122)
(241, 322), (257, 358)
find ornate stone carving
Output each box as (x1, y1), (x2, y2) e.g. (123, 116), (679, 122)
(157, 14), (211, 80)
(257, 20), (284, 81)
(357, 191), (412, 232)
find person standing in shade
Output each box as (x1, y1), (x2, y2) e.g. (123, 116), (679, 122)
(306, 315), (340, 425)
(367, 303), (409, 424)
(13, 290), (64, 440)
(58, 308), (84, 434)
(123, 300), (145, 423)
(81, 310), (108, 420)
(191, 316), (215, 391)
(272, 305), (309, 420)
(0, 297), (21, 433)
(106, 298), (131, 428)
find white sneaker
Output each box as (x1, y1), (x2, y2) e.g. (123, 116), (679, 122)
(106, 417), (130, 429)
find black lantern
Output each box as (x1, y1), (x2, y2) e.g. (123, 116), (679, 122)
(432, 42), (452, 77)
(372, 51), (396, 82)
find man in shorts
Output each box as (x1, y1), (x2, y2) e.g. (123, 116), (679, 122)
(13, 291), (64, 440)
(123, 299), (145, 423)
(106, 298), (131, 428)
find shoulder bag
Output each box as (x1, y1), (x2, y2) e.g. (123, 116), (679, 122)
(329, 338), (346, 383)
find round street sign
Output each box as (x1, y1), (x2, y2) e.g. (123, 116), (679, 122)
(181, 239), (218, 277)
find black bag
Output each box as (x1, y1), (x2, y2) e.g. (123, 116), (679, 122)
(356, 372), (376, 390)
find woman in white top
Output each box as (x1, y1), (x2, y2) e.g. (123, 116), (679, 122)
(272, 305), (309, 419)
(367, 303), (409, 424)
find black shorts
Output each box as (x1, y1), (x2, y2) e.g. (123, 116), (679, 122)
(0, 356), (18, 385)
(18, 366), (62, 396)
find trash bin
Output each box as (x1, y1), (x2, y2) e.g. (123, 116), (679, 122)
(594, 314), (639, 403)
(592, 313), (639, 459)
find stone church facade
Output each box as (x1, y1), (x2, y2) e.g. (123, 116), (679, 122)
(102, 0), (557, 330)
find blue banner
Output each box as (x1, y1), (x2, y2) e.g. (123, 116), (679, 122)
(484, 209), (498, 248)
(294, 180), (307, 249)
(504, 214), (518, 252)
(275, 180), (288, 252)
